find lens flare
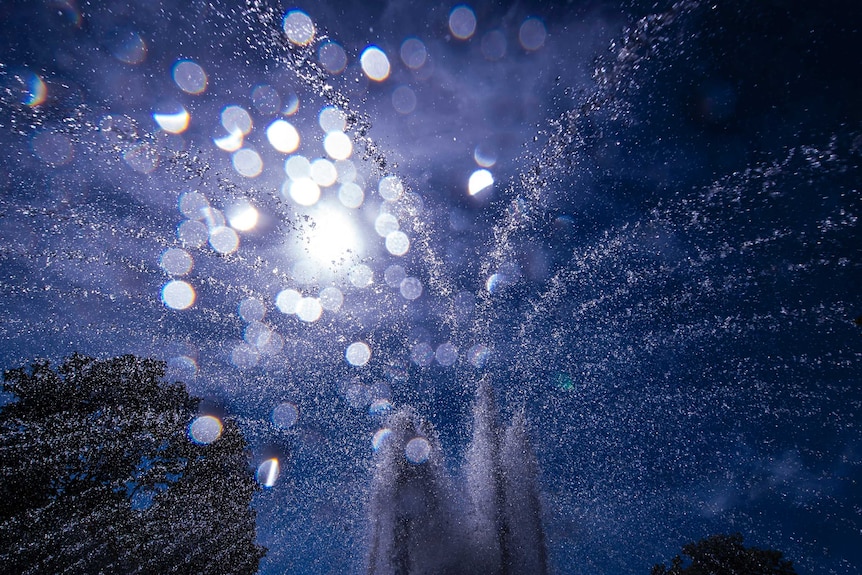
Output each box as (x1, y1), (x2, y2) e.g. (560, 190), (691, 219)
(283, 10), (314, 46)
(159, 248), (193, 276)
(519, 17), (547, 51)
(153, 107), (190, 134)
(300, 204), (362, 270)
(267, 119), (300, 153)
(360, 46), (391, 81)
(272, 402), (299, 428)
(468, 169), (494, 195)
(188, 415), (222, 444)
(346, 342), (371, 366)
(405, 437), (431, 464)
(226, 200), (259, 231)
(172, 60), (207, 94)
(449, 5), (477, 40)
(161, 280), (196, 309)
(256, 458), (280, 488)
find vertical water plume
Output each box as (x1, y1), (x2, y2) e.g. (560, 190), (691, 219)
(367, 379), (547, 574)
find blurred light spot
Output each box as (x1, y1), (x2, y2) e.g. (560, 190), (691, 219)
(239, 297), (265, 322)
(481, 29), (507, 60)
(98, 113), (138, 141)
(167, 355), (198, 379)
(384, 264), (406, 288)
(252, 84), (281, 116)
(161, 280), (196, 310)
(399, 277), (423, 300)
(474, 143), (497, 167)
(244, 321), (273, 348)
(259, 331), (284, 355)
(435, 342), (458, 366)
(468, 344), (490, 368)
(226, 200), (259, 231)
(346, 341), (371, 366)
(375, 213), (399, 237)
(392, 86), (417, 114)
(345, 381), (372, 408)
(200, 207), (226, 229)
(285, 155), (311, 179)
(266, 119), (300, 153)
(519, 17), (547, 51)
(449, 5), (477, 40)
(214, 130), (243, 152)
(303, 205), (362, 269)
(318, 106), (347, 133)
(209, 226), (239, 254)
(318, 41), (347, 74)
(405, 437), (431, 464)
(160, 248), (193, 276)
(319, 286), (344, 311)
(386, 231), (410, 256)
(283, 10), (315, 46)
(288, 177), (321, 206)
(468, 169), (494, 195)
(31, 131), (73, 166)
(372, 428), (392, 451)
(232, 148), (263, 178)
(272, 402), (299, 429)
(370, 399), (392, 416)
(204, 206), (232, 234)
(23, 72), (47, 106)
(400, 37), (427, 69)
(338, 182), (364, 208)
(283, 90), (300, 115)
(360, 46), (391, 82)
(411, 342), (434, 366)
(276, 289), (302, 314)
(222, 105), (252, 135)
(153, 107), (189, 134)
(52, 0), (82, 27)
(370, 380), (392, 401)
(108, 29), (147, 64)
(486, 262), (519, 293)
(349, 264), (373, 288)
(296, 297), (323, 322)
(123, 143), (158, 173)
(486, 273), (504, 293)
(231, 342), (259, 368)
(173, 60), (207, 94)
(256, 458), (280, 488)
(378, 175), (404, 201)
(179, 190), (209, 218)
(310, 159), (337, 186)
(324, 131), (352, 160)
(177, 220), (208, 248)
(188, 415), (222, 444)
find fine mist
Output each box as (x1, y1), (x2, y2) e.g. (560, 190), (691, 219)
(366, 378), (547, 575)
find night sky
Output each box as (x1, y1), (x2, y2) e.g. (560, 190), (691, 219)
(1, 1), (860, 574)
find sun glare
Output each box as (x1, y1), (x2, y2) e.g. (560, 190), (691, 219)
(299, 203), (363, 271)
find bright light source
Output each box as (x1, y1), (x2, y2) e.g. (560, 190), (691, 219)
(299, 203), (363, 271)
(468, 169), (494, 195)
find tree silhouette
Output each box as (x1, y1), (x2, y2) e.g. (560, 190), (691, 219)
(651, 533), (797, 575)
(0, 354), (266, 574)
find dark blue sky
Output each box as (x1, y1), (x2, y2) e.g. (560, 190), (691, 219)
(1, 1), (860, 573)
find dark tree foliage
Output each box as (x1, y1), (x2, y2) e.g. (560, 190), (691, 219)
(0, 354), (266, 574)
(651, 533), (797, 575)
